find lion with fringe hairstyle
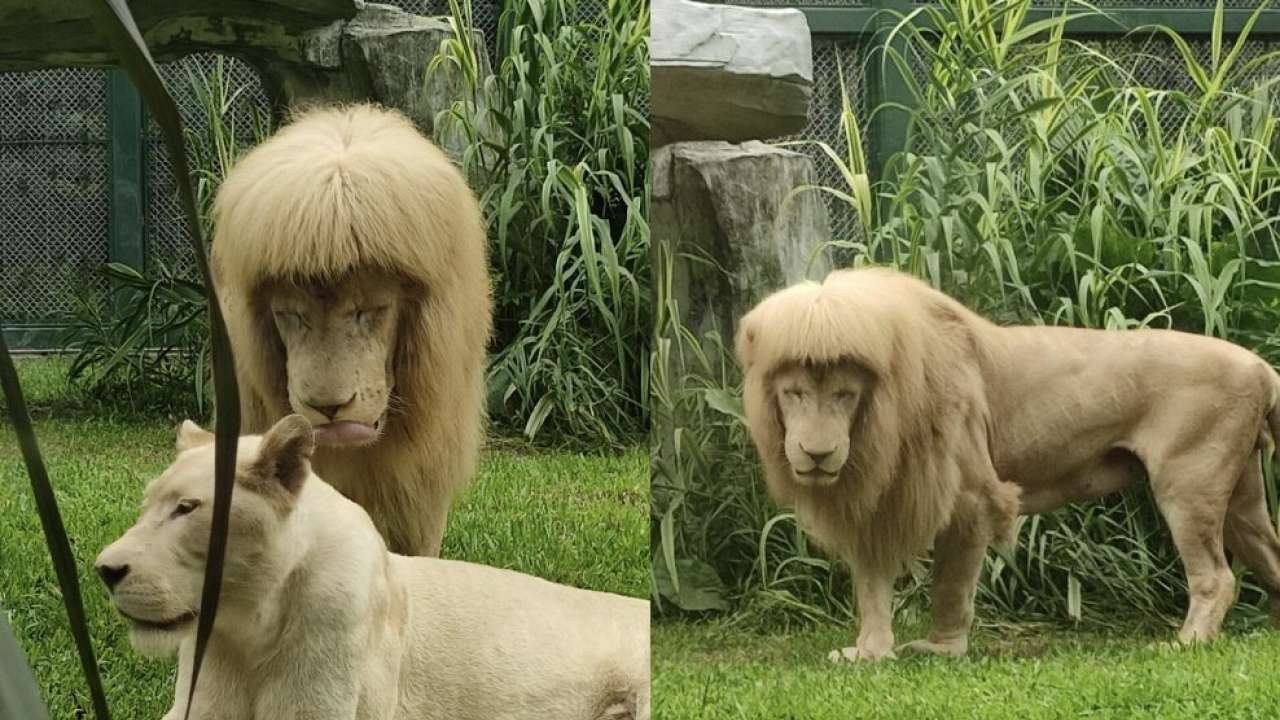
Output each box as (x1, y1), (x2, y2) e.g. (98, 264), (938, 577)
(211, 104), (492, 557)
(738, 267), (1280, 661)
(737, 267), (1019, 662)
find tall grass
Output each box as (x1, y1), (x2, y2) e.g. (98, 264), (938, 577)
(653, 0), (1280, 628)
(433, 0), (651, 447)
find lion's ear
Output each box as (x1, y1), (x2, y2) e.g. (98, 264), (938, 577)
(734, 317), (757, 369)
(253, 414), (315, 498)
(176, 420), (215, 452)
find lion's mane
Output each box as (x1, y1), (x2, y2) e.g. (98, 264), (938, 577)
(210, 104), (492, 554)
(735, 268), (1018, 575)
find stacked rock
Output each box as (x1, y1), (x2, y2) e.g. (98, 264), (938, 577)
(652, 0), (832, 362)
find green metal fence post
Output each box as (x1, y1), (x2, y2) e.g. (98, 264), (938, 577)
(107, 69), (145, 270)
(866, 0), (916, 197)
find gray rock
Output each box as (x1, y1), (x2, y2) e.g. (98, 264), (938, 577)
(653, 140), (832, 362)
(343, 4), (490, 158)
(652, 0), (813, 146)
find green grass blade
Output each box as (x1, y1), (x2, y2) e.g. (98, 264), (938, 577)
(87, 3), (243, 718)
(0, 331), (109, 719)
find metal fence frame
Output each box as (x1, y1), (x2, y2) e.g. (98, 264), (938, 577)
(713, 1), (1280, 241)
(799, 3), (1280, 179)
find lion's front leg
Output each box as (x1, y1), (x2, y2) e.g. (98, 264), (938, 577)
(829, 563), (897, 663)
(898, 521), (987, 658)
(388, 501), (447, 557)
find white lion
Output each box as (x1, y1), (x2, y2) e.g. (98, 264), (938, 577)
(95, 416), (650, 720)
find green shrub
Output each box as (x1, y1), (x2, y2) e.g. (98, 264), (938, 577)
(654, 0), (1280, 628)
(435, 0), (651, 447)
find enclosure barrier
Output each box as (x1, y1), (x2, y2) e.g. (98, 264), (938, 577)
(0, 0), (504, 350)
(709, 0), (1280, 245)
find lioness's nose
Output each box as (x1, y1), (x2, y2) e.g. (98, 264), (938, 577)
(801, 446), (834, 465)
(306, 393), (356, 421)
(96, 563), (130, 591)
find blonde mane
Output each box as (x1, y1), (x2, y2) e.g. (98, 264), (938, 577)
(736, 268), (1009, 574)
(211, 104), (492, 555)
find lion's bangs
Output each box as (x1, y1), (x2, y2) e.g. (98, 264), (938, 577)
(741, 268), (931, 376)
(212, 105), (479, 294)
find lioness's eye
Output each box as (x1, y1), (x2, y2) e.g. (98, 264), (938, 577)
(835, 390), (858, 402)
(783, 388), (803, 400)
(172, 499), (202, 517)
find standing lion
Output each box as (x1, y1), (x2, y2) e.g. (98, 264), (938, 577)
(736, 267), (1280, 660)
(211, 104), (492, 557)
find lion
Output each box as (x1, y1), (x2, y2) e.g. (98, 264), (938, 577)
(94, 416), (651, 720)
(736, 267), (1280, 660)
(210, 103), (492, 557)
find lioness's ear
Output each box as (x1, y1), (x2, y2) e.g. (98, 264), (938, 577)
(176, 420), (215, 452)
(253, 414), (315, 498)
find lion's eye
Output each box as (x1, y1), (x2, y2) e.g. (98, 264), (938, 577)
(834, 390), (858, 402)
(782, 388), (803, 400)
(172, 499), (202, 517)
(273, 311), (305, 332)
(355, 306), (389, 325)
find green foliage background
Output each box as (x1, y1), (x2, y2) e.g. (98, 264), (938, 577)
(653, 0), (1280, 629)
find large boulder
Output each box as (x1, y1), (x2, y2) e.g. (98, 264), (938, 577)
(0, 1), (488, 144)
(653, 140), (832, 361)
(651, 0), (813, 146)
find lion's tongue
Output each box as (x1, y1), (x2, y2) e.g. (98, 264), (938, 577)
(313, 421), (377, 445)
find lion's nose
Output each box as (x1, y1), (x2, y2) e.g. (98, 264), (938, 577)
(96, 563), (130, 591)
(305, 393), (356, 421)
(801, 446), (834, 466)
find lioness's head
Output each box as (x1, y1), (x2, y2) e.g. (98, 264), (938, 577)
(264, 271), (407, 447)
(95, 415), (315, 656)
(770, 362), (871, 487)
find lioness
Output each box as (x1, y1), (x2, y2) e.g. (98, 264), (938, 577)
(95, 416), (650, 719)
(737, 267), (1280, 660)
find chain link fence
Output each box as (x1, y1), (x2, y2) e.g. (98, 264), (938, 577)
(0, 68), (111, 327)
(707, 2), (1280, 245)
(0, 1), (508, 348)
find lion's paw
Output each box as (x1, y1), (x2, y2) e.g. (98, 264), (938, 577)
(896, 639), (968, 658)
(827, 645), (896, 664)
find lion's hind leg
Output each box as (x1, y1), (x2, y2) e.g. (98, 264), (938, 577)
(1151, 453), (1238, 643)
(1223, 457), (1280, 628)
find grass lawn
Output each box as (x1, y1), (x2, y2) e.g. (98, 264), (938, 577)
(653, 616), (1280, 719)
(0, 359), (647, 717)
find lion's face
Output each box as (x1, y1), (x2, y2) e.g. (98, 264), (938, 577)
(95, 418), (312, 656)
(772, 363), (870, 487)
(266, 272), (406, 447)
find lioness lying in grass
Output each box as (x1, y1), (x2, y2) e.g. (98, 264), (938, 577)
(95, 415), (649, 719)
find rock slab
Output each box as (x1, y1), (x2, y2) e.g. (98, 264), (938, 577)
(651, 0), (813, 146)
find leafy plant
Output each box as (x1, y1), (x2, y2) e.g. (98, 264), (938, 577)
(63, 261), (210, 416)
(433, 0), (651, 447)
(654, 0), (1280, 627)
(61, 57), (269, 417)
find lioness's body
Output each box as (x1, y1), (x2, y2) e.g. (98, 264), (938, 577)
(97, 419), (649, 720)
(737, 267), (1280, 660)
